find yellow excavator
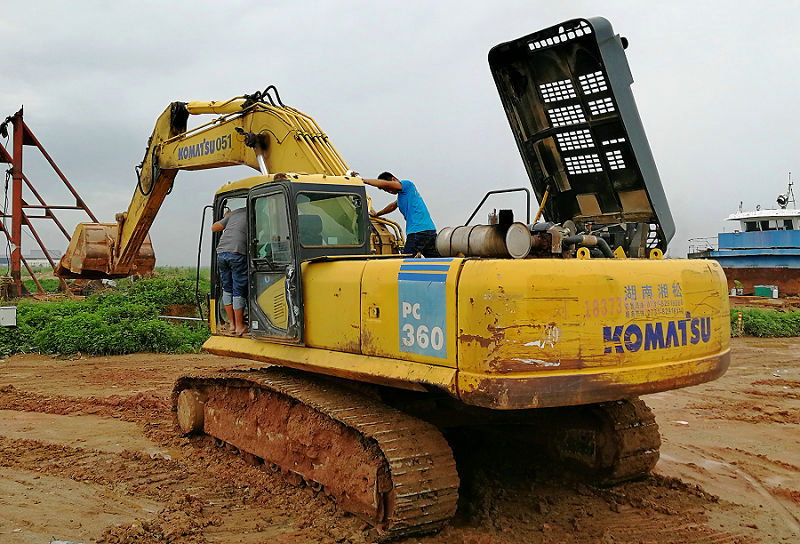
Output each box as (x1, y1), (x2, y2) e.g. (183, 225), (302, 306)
(56, 18), (729, 539)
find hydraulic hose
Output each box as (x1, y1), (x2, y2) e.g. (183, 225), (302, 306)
(563, 234), (615, 258)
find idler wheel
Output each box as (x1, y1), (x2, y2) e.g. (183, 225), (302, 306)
(177, 389), (206, 434)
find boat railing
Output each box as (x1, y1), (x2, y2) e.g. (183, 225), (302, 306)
(688, 236), (718, 254)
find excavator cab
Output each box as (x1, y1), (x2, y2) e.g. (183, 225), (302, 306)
(211, 174), (371, 341)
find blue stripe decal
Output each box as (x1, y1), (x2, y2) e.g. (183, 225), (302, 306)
(398, 272), (447, 282)
(400, 264), (451, 271)
(402, 257), (454, 262)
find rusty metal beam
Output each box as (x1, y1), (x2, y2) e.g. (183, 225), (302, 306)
(0, 108), (98, 297)
(20, 171), (71, 239)
(1, 214), (69, 219)
(0, 218), (37, 294)
(0, 143), (11, 164)
(20, 211), (67, 291)
(10, 110), (23, 296)
(20, 119), (98, 222)
(19, 255), (44, 295)
(22, 205), (85, 210)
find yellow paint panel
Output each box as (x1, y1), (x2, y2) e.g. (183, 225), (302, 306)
(302, 260), (366, 353)
(257, 277), (288, 330)
(457, 258), (730, 377)
(361, 258), (462, 368)
(202, 335), (458, 394)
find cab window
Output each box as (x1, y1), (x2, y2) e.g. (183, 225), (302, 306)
(296, 192), (364, 247)
(253, 193), (292, 263)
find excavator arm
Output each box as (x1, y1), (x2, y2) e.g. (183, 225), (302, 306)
(56, 92), (350, 278)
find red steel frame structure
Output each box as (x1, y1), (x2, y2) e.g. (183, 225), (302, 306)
(0, 108), (98, 297)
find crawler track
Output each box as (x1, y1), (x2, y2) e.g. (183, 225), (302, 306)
(172, 368), (459, 540)
(551, 398), (661, 485)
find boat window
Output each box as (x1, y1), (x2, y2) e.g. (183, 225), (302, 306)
(744, 221), (758, 232)
(760, 220), (770, 231)
(785, 220), (794, 230)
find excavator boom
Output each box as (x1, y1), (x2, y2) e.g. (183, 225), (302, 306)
(56, 95), (349, 278)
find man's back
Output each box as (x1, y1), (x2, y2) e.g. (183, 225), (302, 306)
(217, 208), (248, 255)
(397, 180), (435, 235)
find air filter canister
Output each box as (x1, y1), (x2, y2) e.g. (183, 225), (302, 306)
(505, 222), (533, 259)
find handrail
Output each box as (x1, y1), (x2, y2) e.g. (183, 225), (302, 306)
(465, 187), (530, 225)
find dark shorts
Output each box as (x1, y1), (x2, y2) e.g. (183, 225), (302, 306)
(404, 230), (439, 258)
(217, 252), (248, 298)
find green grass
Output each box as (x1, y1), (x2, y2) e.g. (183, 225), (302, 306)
(730, 308), (800, 337)
(22, 278), (62, 293)
(0, 270), (212, 357)
(20, 265), (53, 278)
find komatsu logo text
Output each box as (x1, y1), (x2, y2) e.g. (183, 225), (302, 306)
(603, 313), (711, 354)
(177, 134), (232, 160)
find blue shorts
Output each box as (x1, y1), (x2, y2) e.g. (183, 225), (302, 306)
(217, 252), (247, 307)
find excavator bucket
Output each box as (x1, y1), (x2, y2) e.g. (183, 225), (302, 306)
(55, 222), (155, 279)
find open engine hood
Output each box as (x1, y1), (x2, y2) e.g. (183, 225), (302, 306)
(489, 17), (674, 250)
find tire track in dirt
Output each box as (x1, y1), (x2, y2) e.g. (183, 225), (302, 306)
(1, 343), (795, 543)
(0, 386), (760, 544)
(672, 443), (800, 534)
(0, 434), (371, 543)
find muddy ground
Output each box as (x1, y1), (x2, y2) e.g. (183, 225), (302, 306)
(0, 337), (797, 543)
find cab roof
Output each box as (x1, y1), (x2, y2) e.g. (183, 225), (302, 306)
(215, 173), (365, 195)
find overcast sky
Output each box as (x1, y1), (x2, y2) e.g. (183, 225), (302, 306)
(2, 0), (799, 265)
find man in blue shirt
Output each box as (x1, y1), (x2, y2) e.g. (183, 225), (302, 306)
(363, 171), (438, 257)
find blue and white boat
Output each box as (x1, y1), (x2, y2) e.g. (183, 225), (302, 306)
(689, 179), (800, 296)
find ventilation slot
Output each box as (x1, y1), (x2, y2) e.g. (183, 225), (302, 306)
(601, 137), (626, 146)
(564, 154), (602, 175)
(646, 225), (661, 250)
(539, 79), (577, 103)
(547, 105), (586, 127)
(272, 293), (287, 324)
(589, 97), (615, 116)
(606, 150), (626, 170)
(556, 129), (594, 151)
(528, 20), (592, 50)
(578, 71), (608, 95)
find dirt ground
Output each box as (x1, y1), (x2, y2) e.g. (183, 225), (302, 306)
(0, 338), (797, 544)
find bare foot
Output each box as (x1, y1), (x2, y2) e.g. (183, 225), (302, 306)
(235, 327), (248, 337)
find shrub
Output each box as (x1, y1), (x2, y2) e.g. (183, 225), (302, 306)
(730, 308), (800, 337)
(0, 289), (210, 357)
(117, 267), (211, 301)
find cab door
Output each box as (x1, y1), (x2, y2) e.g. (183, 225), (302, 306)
(247, 185), (302, 342)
